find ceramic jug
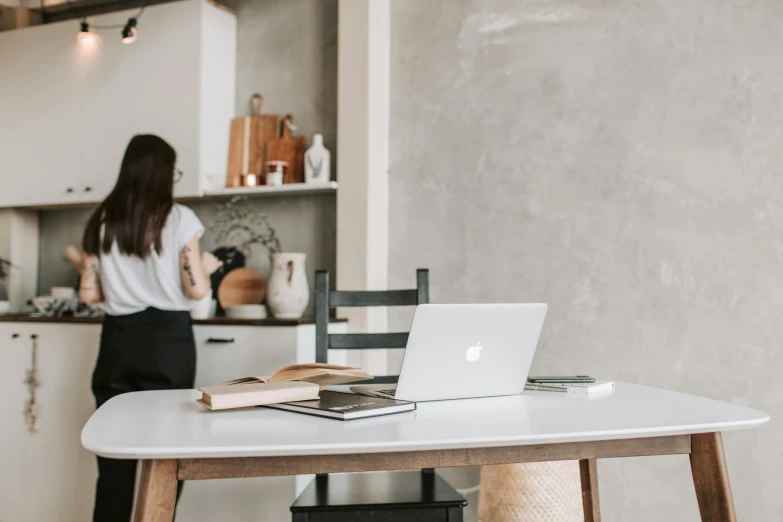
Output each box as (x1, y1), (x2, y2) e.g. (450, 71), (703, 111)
(267, 253), (309, 319)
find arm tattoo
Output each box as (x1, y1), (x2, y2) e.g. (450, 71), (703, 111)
(80, 264), (99, 291)
(182, 246), (197, 286)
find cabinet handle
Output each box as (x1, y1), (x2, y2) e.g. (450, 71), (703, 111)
(84, 186), (92, 192)
(66, 187), (74, 193)
(205, 337), (235, 344)
(11, 333), (20, 339)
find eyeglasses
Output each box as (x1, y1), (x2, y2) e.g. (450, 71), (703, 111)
(174, 168), (184, 184)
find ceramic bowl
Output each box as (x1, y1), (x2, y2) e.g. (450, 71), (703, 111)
(51, 286), (76, 299)
(225, 304), (267, 320)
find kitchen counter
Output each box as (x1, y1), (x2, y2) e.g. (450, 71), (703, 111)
(0, 314), (346, 326)
(0, 315), (349, 522)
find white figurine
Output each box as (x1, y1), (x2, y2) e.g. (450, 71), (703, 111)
(304, 134), (331, 184)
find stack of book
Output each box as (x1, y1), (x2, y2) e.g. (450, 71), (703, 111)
(197, 363), (415, 420)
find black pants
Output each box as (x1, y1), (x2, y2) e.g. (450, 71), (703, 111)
(92, 308), (196, 522)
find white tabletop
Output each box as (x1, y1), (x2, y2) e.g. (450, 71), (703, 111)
(81, 382), (768, 459)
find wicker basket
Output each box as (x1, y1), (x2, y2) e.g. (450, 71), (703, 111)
(478, 461), (583, 522)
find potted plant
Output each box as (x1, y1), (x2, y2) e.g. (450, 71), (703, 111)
(0, 256), (12, 314)
(212, 196), (309, 319)
(213, 195), (282, 259)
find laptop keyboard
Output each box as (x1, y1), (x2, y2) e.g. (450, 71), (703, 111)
(378, 389), (396, 396)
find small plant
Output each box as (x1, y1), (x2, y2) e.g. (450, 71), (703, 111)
(0, 256), (12, 282)
(211, 196), (282, 257)
(0, 256), (12, 303)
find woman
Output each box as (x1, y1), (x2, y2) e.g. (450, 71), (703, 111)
(72, 134), (221, 522)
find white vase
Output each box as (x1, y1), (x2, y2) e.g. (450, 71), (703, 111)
(267, 253), (310, 319)
(190, 289), (213, 320)
(304, 134), (331, 184)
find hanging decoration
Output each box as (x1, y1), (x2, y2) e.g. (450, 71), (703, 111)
(23, 333), (41, 435)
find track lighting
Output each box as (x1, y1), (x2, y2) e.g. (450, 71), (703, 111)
(76, 3), (144, 46)
(121, 18), (137, 44)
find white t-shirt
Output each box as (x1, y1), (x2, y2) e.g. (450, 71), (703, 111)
(97, 204), (205, 316)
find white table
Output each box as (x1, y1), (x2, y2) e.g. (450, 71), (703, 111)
(82, 382), (768, 522)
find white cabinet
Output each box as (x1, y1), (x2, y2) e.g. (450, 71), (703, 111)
(0, 0), (236, 208)
(0, 322), (101, 522)
(193, 324), (310, 388)
(0, 26), (84, 207)
(0, 328), (29, 522)
(24, 324), (101, 522)
(0, 320), (340, 522)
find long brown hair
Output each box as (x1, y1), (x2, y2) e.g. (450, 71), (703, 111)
(83, 134), (176, 258)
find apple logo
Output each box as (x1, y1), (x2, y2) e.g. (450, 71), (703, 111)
(465, 341), (483, 362)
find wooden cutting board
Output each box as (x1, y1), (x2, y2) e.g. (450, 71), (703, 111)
(266, 114), (306, 184)
(226, 94), (280, 186)
(217, 268), (266, 308)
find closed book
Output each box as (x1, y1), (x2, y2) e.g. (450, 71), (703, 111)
(530, 381), (616, 395)
(265, 391), (416, 421)
(559, 381), (615, 394)
(198, 381), (319, 411)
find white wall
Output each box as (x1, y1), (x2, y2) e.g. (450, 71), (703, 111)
(336, 0), (390, 374)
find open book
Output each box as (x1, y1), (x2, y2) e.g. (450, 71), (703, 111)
(223, 363), (372, 387)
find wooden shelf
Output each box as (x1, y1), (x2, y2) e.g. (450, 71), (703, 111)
(203, 182), (337, 199)
(23, 182), (338, 210)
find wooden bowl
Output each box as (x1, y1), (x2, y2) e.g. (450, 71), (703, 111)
(217, 268), (265, 309)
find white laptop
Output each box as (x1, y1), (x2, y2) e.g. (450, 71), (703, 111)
(351, 303), (548, 402)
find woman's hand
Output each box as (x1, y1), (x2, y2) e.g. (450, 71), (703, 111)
(65, 246), (104, 303)
(65, 245), (87, 274)
(201, 251), (223, 276)
(74, 250), (103, 304)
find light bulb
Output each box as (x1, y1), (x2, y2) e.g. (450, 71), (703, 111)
(77, 21), (96, 45)
(121, 18), (137, 44)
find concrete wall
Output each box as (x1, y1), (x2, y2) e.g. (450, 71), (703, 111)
(389, 0), (783, 520)
(35, 0), (338, 312)
(232, 0), (337, 175)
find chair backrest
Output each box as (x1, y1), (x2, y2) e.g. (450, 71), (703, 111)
(314, 269), (429, 369)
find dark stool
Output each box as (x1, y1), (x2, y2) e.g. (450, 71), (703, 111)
(291, 470), (467, 522)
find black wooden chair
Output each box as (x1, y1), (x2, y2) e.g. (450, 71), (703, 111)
(290, 269), (467, 522)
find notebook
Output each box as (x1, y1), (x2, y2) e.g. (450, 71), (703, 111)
(264, 391), (416, 421)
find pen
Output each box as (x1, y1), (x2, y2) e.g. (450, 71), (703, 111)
(524, 383), (567, 393)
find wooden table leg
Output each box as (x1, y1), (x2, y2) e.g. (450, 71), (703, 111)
(134, 459), (178, 522)
(690, 432), (737, 522)
(579, 458), (601, 522)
